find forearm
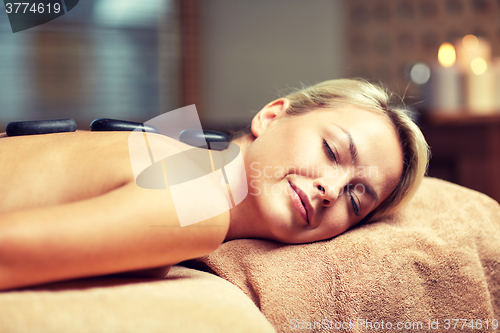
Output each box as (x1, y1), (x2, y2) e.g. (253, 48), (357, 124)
(0, 181), (229, 290)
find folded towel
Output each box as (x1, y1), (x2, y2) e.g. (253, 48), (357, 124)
(197, 178), (500, 332)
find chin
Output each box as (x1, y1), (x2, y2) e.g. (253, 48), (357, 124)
(265, 220), (303, 244)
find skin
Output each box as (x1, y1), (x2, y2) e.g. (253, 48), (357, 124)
(0, 99), (402, 289)
(226, 98), (403, 244)
(0, 131), (229, 290)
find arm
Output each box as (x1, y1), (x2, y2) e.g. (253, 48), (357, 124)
(0, 181), (229, 290)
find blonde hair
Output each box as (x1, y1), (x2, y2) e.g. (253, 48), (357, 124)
(283, 78), (429, 222)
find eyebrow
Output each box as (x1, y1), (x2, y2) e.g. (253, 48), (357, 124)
(344, 129), (359, 164)
(333, 124), (379, 205)
(334, 124), (358, 164)
(363, 183), (379, 205)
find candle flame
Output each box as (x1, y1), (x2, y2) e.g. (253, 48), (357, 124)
(438, 43), (456, 67)
(462, 35), (479, 51)
(471, 57), (487, 75)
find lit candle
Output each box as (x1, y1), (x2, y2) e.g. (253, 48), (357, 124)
(467, 57), (495, 113)
(455, 35), (492, 72)
(454, 35), (495, 114)
(430, 42), (462, 113)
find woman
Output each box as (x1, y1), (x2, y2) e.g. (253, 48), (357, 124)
(0, 79), (429, 290)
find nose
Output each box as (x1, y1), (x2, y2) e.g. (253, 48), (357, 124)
(312, 172), (350, 207)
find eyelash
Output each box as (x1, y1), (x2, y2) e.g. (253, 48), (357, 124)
(322, 139), (338, 164)
(323, 139), (360, 216)
(349, 190), (360, 216)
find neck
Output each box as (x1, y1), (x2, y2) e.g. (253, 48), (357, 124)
(224, 133), (263, 242)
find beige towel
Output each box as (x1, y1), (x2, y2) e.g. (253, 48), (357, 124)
(0, 266), (277, 333)
(198, 178), (500, 332)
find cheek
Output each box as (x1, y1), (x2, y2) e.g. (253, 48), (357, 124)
(245, 159), (287, 198)
(245, 142), (287, 180)
(319, 209), (354, 238)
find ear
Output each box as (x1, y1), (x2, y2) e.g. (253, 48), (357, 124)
(250, 98), (290, 137)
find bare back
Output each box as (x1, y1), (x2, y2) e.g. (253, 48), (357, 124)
(0, 131), (230, 290)
(0, 131), (187, 214)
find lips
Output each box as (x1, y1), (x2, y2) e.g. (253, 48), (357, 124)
(288, 181), (313, 224)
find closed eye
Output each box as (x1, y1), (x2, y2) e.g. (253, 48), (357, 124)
(324, 139), (360, 216)
(348, 189), (360, 216)
(323, 139), (338, 164)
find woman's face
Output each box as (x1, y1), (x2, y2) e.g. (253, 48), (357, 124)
(233, 100), (403, 244)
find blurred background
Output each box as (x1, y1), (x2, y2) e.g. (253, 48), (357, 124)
(1, 0), (500, 201)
